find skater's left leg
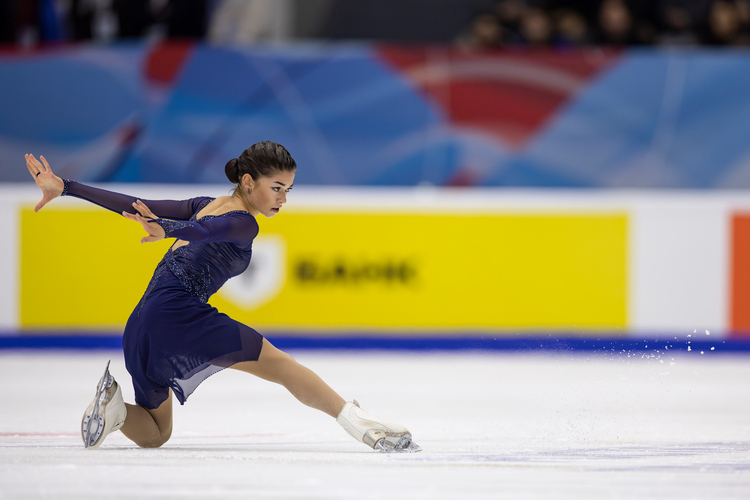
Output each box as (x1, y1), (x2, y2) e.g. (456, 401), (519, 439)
(81, 360), (173, 449)
(231, 338), (346, 418)
(119, 391), (173, 448)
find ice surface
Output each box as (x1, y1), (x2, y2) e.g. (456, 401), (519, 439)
(1, 350), (749, 499)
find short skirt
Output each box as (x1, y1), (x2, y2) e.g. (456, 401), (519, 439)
(122, 275), (264, 409)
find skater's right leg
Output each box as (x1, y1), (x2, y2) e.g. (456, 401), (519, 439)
(231, 338), (346, 418)
(232, 339), (420, 452)
(119, 391), (173, 448)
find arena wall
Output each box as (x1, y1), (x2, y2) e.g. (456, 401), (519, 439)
(2, 184), (749, 346)
(3, 44), (750, 349)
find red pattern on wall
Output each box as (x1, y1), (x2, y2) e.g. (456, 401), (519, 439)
(377, 46), (620, 151)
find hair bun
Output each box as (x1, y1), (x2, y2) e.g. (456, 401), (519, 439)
(224, 158), (240, 184)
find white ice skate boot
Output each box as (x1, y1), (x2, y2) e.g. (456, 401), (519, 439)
(336, 400), (421, 453)
(81, 360), (127, 449)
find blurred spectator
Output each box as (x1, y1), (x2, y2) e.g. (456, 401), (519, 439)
(517, 7), (554, 46)
(553, 8), (591, 46)
(594, 0), (639, 46)
(737, 0), (750, 25)
(662, 5), (694, 41)
(38, 0), (65, 41)
(455, 0), (750, 48)
(653, 0), (707, 45)
(67, 0), (156, 42)
(496, 0), (527, 40)
(7, 0), (63, 45)
(738, 0), (750, 43)
(1, 1), (39, 45)
(456, 11), (504, 49)
(1, 0), (750, 49)
(65, 0), (201, 42)
(208, 0), (276, 44)
(702, 0), (750, 44)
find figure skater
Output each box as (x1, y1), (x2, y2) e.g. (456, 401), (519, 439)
(24, 142), (419, 453)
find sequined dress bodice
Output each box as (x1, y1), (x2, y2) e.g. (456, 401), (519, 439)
(147, 206), (255, 304)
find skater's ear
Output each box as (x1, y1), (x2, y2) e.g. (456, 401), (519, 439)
(241, 173), (256, 192)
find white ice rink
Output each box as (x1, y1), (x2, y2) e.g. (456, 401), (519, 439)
(1, 349), (749, 499)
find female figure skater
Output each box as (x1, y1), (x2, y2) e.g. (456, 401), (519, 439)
(24, 142), (419, 453)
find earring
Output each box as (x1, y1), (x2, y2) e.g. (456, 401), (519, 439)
(247, 188), (251, 195)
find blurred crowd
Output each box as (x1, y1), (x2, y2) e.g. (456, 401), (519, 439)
(457, 0), (750, 49)
(0, 0), (281, 46)
(3, 0), (750, 48)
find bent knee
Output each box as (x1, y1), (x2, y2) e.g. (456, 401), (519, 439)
(134, 429), (172, 449)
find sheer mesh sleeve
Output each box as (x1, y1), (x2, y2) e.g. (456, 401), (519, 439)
(155, 212), (259, 247)
(62, 179), (212, 221)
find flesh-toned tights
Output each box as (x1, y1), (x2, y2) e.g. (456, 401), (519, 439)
(119, 338), (346, 448)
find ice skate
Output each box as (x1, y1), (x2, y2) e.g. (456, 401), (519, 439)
(336, 400), (421, 453)
(81, 360), (127, 449)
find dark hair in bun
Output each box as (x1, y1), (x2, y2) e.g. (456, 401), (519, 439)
(225, 141), (297, 186)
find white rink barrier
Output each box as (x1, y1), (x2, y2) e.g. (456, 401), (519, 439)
(2, 183), (750, 341)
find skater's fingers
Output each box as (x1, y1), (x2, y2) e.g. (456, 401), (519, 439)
(122, 212), (144, 226)
(40, 155), (52, 173)
(26, 157), (39, 178)
(25, 154), (41, 176)
(133, 200), (157, 219)
(140, 201), (157, 219)
(124, 211), (164, 243)
(132, 213), (148, 228)
(28, 153), (43, 170)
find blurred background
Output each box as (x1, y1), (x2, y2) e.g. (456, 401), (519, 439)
(1, 0), (750, 350)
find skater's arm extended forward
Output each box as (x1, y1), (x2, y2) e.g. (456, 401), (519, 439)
(123, 201), (259, 246)
(152, 212), (258, 247)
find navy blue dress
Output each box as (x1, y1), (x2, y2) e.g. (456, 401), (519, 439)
(63, 180), (264, 409)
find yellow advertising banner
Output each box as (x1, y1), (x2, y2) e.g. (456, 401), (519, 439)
(20, 207), (627, 332)
(20, 206), (172, 329)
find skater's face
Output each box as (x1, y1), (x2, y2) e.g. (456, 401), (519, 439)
(243, 170), (295, 217)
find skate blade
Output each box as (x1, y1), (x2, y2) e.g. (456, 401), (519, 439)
(81, 361), (114, 449)
(374, 433), (422, 453)
(81, 411), (104, 449)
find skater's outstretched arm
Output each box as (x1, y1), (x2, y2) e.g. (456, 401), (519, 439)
(24, 154), (210, 219)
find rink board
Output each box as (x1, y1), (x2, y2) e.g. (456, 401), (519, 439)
(3, 185), (750, 341)
(19, 207), (627, 331)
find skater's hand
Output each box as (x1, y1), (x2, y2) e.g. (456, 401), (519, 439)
(122, 200), (165, 243)
(25, 154), (64, 212)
